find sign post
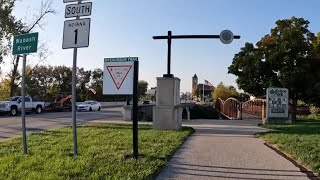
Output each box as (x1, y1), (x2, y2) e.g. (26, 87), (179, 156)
(12, 32), (39, 154)
(265, 88), (290, 124)
(63, 0), (92, 157)
(103, 57), (139, 159)
(132, 60), (139, 159)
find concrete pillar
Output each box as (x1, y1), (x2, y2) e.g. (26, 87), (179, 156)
(123, 105), (132, 121)
(153, 77), (182, 130)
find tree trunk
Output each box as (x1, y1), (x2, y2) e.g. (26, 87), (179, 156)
(9, 56), (20, 97)
(291, 96), (297, 123)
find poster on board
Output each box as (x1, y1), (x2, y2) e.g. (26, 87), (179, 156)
(266, 88), (289, 118)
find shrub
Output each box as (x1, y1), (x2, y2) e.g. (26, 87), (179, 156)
(309, 105), (320, 115)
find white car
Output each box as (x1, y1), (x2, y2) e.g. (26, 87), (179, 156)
(77, 101), (101, 112)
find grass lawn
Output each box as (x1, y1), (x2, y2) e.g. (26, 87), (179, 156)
(0, 124), (194, 180)
(259, 117), (320, 175)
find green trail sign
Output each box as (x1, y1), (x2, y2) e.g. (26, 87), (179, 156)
(12, 32), (39, 55)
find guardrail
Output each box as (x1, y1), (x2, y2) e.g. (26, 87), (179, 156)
(76, 101), (126, 108)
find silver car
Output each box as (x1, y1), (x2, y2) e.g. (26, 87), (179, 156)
(77, 101), (101, 112)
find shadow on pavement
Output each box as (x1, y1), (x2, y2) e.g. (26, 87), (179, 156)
(194, 127), (269, 136)
(161, 163), (318, 180)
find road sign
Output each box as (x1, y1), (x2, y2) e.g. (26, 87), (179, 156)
(104, 57), (139, 159)
(65, 2), (92, 18)
(12, 32), (39, 55)
(64, 0), (89, 3)
(107, 66), (132, 90)
(266, 88), (289, 118)
(220, 30), (234, 44)
(12, 32), (39, 154)
(63, 18), (91, 49)
(63, 0), (93, 157)
(103, 57), (138, 95)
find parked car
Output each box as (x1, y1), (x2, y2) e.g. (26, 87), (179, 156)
(0, 96), (45, 116)
(77, 101), (101, 112)
(141, 100), (153, 105)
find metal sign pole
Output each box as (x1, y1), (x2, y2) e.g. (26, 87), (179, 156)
(132, 60), (139, 159)
(70, 0), (82, 157)
(22, 54), (28, 154)
(72, 47), (78, 157)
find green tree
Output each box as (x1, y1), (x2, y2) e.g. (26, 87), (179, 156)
(212, 82), (238, 100)
(228, 43), (271, 96)
(228, 17), (320, 121)
(192, 86), (200, 98)
(90, 68), (103, 100)
(51, 66), (73, 94)
(238, 93), (251, 102)
(0, 0), (56, 97)
(0, 0), (25, 76)
(25, 65), (56, 101)
(77, 68), (92, 101)
(138, 80), (148, 99)
(0, 78), (11, 100)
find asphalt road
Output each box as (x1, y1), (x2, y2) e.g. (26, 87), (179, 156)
(0, 107), (123, 140)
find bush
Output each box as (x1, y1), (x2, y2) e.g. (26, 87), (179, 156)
(298, 114), (320, 121)
(309, 105), (320, 115)
(138, 105), (153, 121)
(138, 111), (153, 121)
(184, 105), (219, 119)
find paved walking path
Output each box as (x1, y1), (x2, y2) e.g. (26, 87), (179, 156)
(156, 119), (314, 180)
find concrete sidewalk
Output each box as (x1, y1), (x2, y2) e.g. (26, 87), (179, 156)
(156, 119), (316, 180)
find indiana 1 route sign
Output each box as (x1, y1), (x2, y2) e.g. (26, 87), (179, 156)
(103, 57), (138, 95)
(62, 18), (91, 49)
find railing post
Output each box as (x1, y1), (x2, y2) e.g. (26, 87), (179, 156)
(251, 102), (253, 114)
(262, 102), (265, 120)
(240, 103), (243, 120)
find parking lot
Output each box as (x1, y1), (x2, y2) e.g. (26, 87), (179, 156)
(0, 107), (123, 140)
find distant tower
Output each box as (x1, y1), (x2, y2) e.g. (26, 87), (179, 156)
(192, 74), (198, 94)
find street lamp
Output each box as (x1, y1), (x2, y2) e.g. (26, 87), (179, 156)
(153, 30), (240, 77)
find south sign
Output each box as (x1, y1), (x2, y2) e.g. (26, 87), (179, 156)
(65, 2), (92, 18)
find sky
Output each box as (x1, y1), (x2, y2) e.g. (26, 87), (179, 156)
(8, 0), (320, 93)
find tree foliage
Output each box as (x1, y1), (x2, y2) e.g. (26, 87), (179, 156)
(0, 65), (149, 102)
(238, 93), (251, 102)
(138, 80), (148, 99)
(212, 82), (238, 100)
(0, 0), (24, 75)
(0, 0), (56, 97)
(77, 68), (92, 101)
(192, 86), (200, 98)
(228, 17), (320, 121)
(0, 78), (11, 100)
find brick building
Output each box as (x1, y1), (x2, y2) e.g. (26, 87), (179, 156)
(192, 74), (214, 99)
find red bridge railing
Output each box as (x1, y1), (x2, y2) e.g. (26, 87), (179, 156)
(242, 99), (266, 119)
(213, 98), (266, 120)
(213, 98), (241, 120)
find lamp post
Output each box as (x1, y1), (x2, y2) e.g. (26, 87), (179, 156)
(153, 30), (241, 77)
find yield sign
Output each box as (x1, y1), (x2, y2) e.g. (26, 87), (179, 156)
(107, 65), (132, 90)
